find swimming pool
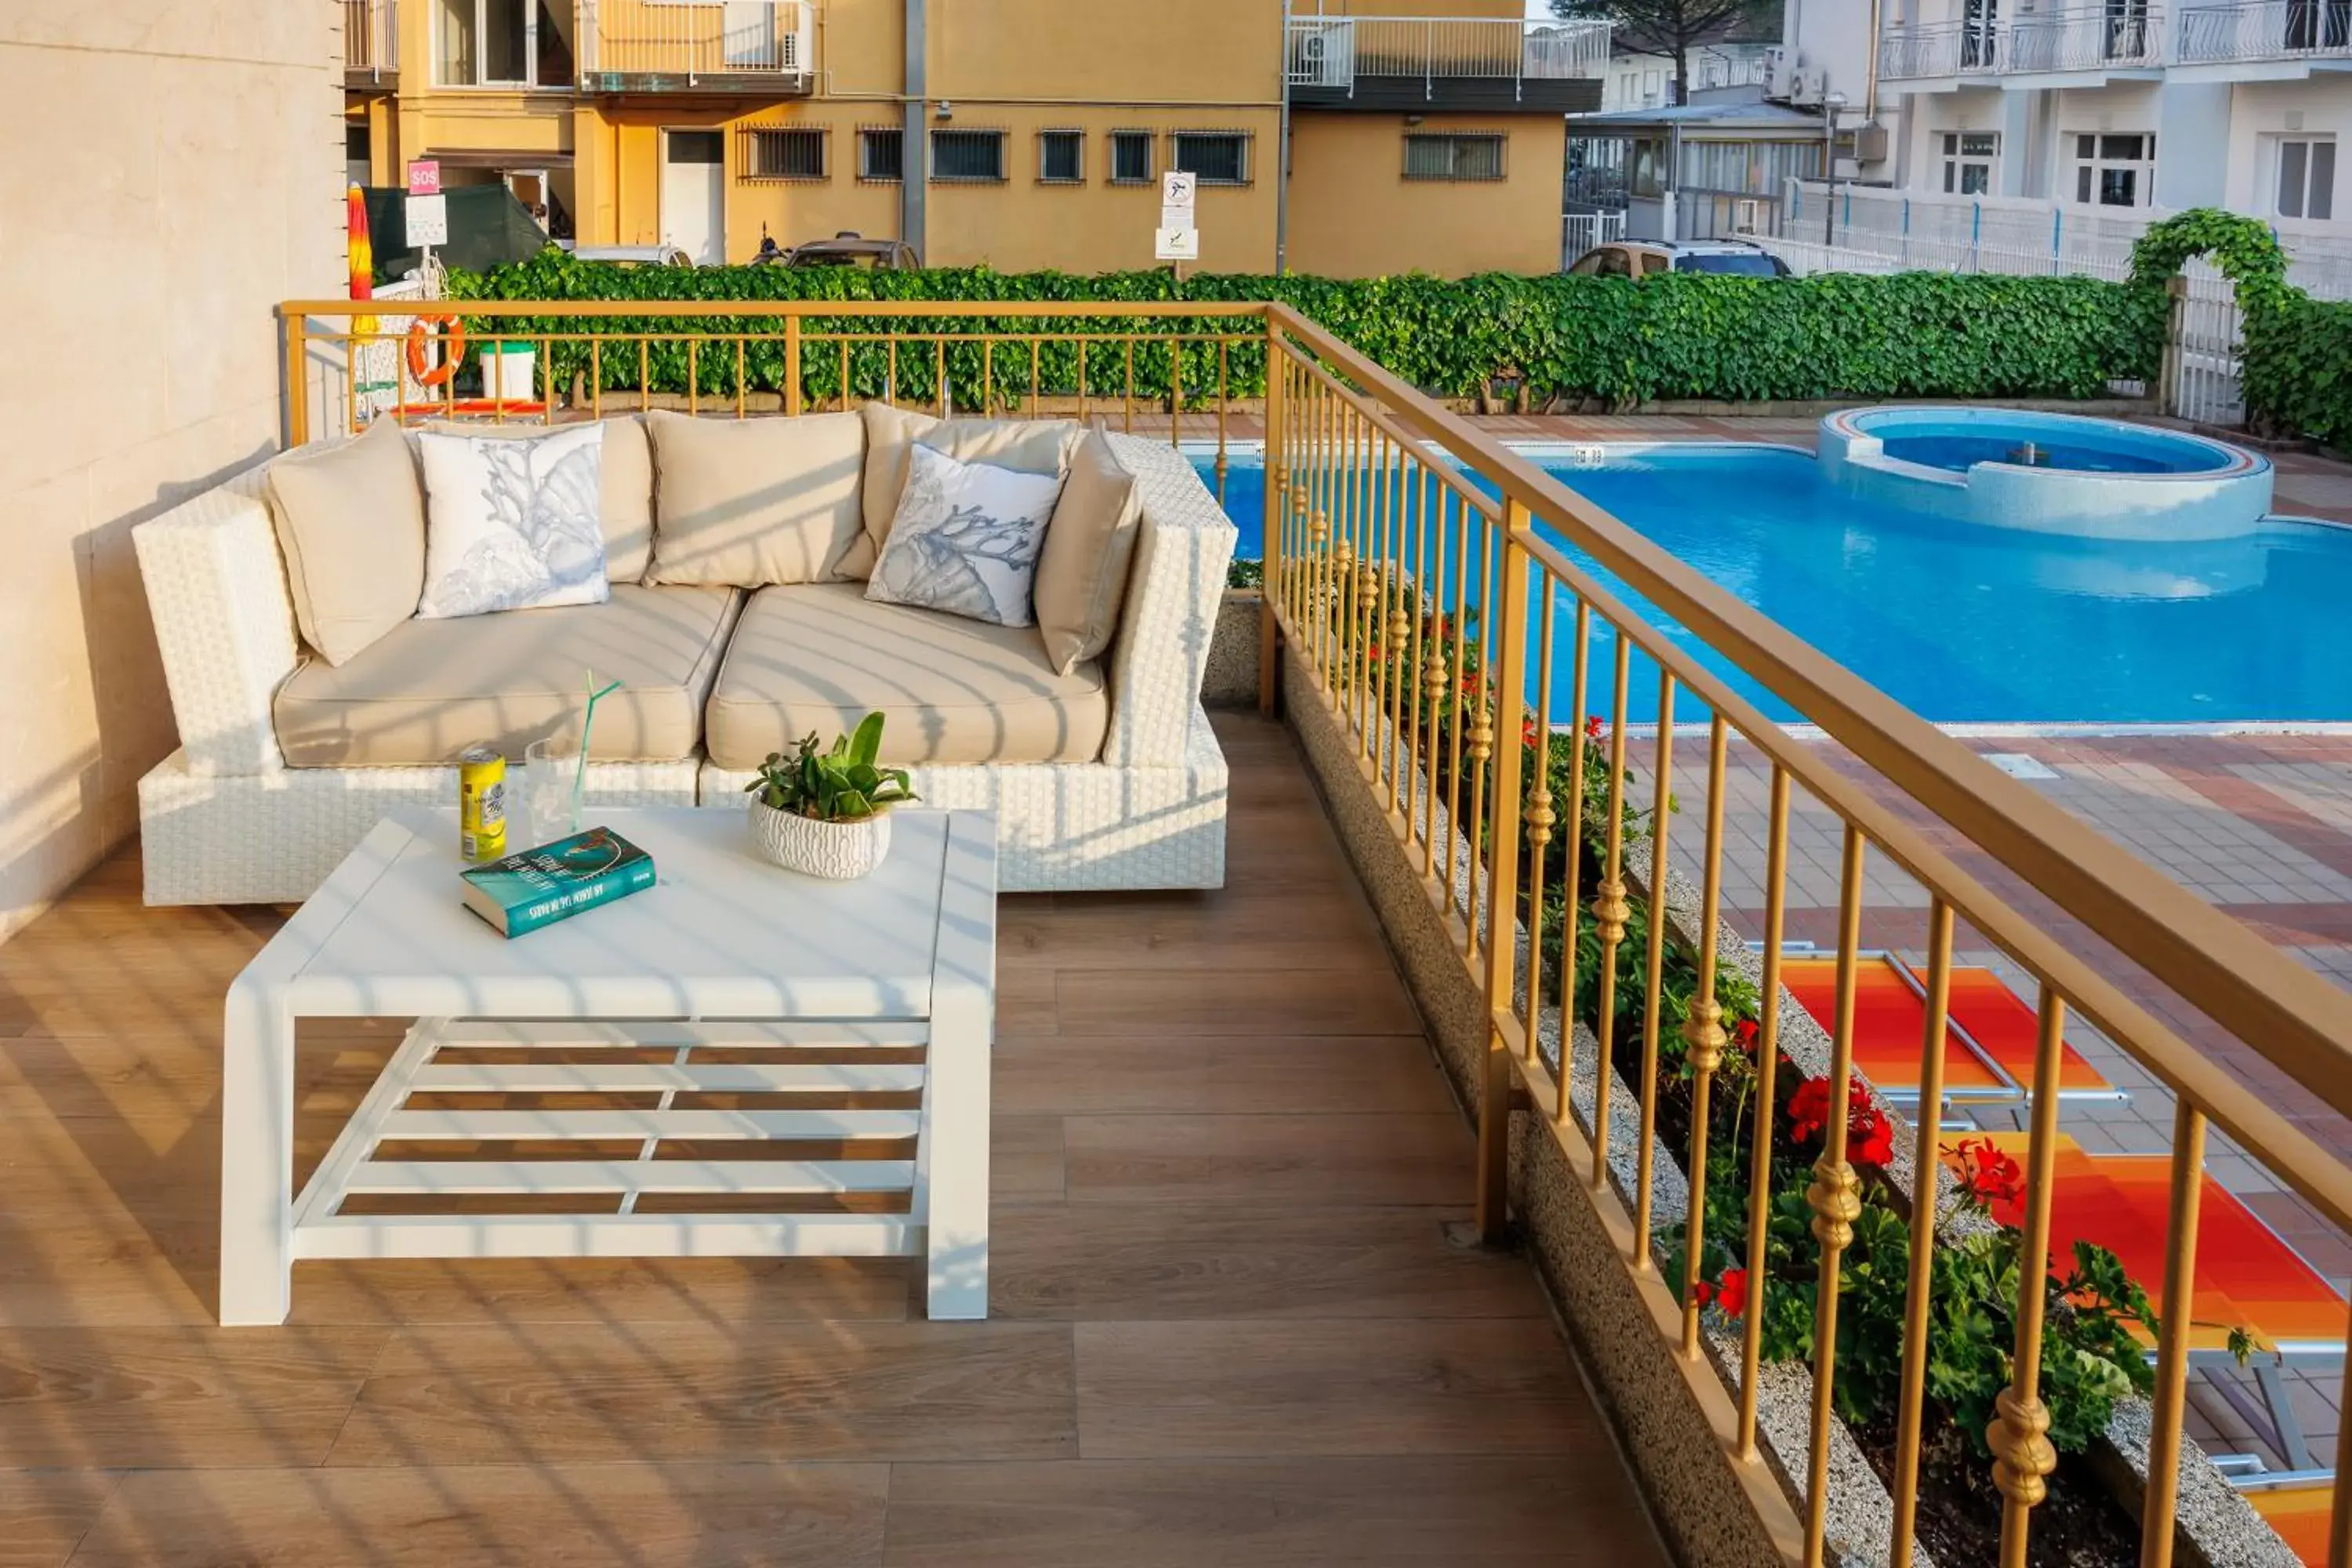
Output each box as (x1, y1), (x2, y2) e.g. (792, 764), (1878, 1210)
(1192, 442), (2352, 728)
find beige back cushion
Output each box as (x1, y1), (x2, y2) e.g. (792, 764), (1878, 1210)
(644, 409), (867, 587)
(841, 402), (1080, 578)
(1032, 431), (1143, 675)
(419, 415), (654, 582)
(263, 416), (426, 666)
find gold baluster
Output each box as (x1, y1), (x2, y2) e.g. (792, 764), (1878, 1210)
(785, 315), (801, 416)
(1216, 337), (1230, 494)
(1588, 633), (1633, 1186)
(1442, 495), (1470, 912)
(2139, 1098), (2207, 1568)
(1991, 988), (2069, 1568)
(1029, 338), (1041, 418)
(837, 336), (850, 412)
(1632, 670), (1676, 1269)
(1461, 532), (1495, 960)
(591, 339), (603, 419)
(1356, 434), (1382, 761)
(1891, 898), (1956, 1564)
(1737, 764), (1791, 1459)
(735, 337), (747, 419)
(1381, 445), (1407, 806)
(1417, 477), (1446, 881)
(1170, 335), (1183, 448)
(541, 336), (554, 425)
(1077, 338), (1089, 425)
(284, 307), (308, 445)
(688, 339), (700, 418)
(1679, 713), (1729, 1355)
(1475, 522), (1531, 1243)
(1522, 572), (1557, 1055)
(1259, 328), (1286, 717)
(1803, 826), (1870, 1568)
(982, 338), (993, 414)
(1406, 466), (1431, 869)
(1124, 338), (1136, 432)
(1553, 599), (1591, 1125)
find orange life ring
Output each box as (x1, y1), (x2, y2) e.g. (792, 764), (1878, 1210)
(406, 314), (466, 388)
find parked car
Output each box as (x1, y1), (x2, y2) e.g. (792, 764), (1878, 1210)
(755, 231), (922, 270)
(561, 243), (695, 267)
(1566, 238), (1791, 279)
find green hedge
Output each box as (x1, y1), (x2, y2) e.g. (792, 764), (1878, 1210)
(446, 246), (2164, 409)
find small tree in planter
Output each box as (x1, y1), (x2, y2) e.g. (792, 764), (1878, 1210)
(743, 713), (918, 880)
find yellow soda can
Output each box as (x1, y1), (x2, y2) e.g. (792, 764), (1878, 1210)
(458, 746), (507, 862)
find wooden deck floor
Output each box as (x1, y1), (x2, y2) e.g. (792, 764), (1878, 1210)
(0, 714), (1666, 1567)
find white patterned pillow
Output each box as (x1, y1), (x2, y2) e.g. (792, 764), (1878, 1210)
(416, 424), (610, 619)
(866, 443), (1067, 626)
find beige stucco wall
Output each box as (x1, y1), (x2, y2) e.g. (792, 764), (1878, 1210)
(1287, 111), (1569, 278)
(0, 6), (342, 935)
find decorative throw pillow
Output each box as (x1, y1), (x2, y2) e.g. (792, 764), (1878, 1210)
(866, 445), (1067, 626)
(263, 415), (427, 666)
(841, 403), (1081, 578)
(1033, 431), (1143, 674)
(415, 423), (610, 620)
(421, 414), (653, 582)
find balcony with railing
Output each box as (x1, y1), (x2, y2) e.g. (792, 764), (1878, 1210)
(1286, 15), (1609, 111)
(577, 0), (813, 93)
(1878, 5), (2166, 81)
(2178, 0), (2352, 64)
(343, 0), (399, 85)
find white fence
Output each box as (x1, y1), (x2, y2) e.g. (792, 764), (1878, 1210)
(1561, 209), (1627, 263)
(1766, 182), (2352, 426)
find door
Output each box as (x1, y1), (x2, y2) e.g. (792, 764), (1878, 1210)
(662, 130), (724, 265)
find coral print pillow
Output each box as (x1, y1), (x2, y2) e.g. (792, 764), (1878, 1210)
(866, 443), (1068, 626)
(416, 423), (610, 619)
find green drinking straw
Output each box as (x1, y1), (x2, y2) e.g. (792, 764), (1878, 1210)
(573, 670), (623, 830)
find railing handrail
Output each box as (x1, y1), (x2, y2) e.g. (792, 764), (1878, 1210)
(1284, 13), (1610, 80)
(278, 299), (1266, 320)
(1260, 299), (2352, 1158)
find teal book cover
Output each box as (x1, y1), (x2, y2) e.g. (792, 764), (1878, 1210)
(459, 826), (656, 937)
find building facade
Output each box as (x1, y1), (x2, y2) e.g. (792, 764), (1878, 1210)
(1775, 0), (2352, 257)
(346, 0), (1606, 277)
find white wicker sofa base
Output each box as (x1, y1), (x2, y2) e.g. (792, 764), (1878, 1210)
(133, 427), (1234, 905)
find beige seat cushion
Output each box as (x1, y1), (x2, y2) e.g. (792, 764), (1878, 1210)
(644, 409), (866, 586)
(419, 415), (655, 582)
(274, 583), (739, 767)
(264, 417), (426, 666)
(840, 403), (1080, 578)
(705, 583), (1108, 769)
(1033, 430), (1143, 674)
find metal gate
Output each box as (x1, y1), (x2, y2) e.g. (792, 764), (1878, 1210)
(2170, 265), (2246, 428)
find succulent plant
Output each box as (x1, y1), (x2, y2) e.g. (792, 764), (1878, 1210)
(743, 712), (917, 823)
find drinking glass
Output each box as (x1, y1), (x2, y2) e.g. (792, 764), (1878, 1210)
(523, 736), (581, 844)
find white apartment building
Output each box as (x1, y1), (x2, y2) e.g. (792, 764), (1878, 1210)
(1598, 38), (1776, 111)
(1777, 0), (2352, 249)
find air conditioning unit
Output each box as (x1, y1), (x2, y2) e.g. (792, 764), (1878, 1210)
(1762, 45), (1789, 100)
(1788, 65), (1827, 107)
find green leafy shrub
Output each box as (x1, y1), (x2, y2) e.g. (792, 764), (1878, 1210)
(744, 713), (916, 822)
(445, 247), (2164, 410)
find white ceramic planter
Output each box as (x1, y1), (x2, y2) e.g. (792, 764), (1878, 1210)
(747, 800), (894, 880)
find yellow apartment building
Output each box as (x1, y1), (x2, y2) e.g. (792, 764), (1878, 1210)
(343, 0), (1606, 276)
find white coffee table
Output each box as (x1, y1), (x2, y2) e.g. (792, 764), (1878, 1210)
(219, 807), (996, 1327)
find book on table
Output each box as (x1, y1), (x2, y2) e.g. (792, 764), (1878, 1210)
(459, 826), (656, 937)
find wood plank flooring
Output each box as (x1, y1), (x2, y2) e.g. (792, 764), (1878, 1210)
(0, 714), (1668, 1566)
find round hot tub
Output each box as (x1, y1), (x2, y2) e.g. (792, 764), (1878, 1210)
(1817, 406), (2270, 541)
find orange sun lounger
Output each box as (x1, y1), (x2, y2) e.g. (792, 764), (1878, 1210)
(1940, 1130), (2347, 1474)
(2246, 1486), (2332, 1566)
(1778, 954), (2118, 1111)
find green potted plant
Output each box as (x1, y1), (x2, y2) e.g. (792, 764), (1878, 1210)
(742, 713), (918, 879)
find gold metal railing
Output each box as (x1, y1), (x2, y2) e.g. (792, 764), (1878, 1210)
(280, 298), (1257, 504)
(274, 295), (2352, 1566)
(1259, 302), (2352, 1568)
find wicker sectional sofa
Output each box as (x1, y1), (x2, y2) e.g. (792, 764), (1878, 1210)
(132, 414), (1236, 905)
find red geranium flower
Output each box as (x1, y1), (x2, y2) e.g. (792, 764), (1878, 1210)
(1715, 1268), (1750, 1319)
(1946, 1138), (2024, 1208)
(1585, 716), (1606, 741)
(1787, 1076), (1896, 1169)
(1366, 644), (1383, 664)
(1689, 1278), (1715, 1308)
(1523, 716), (1541, 749)
(1733, 1018), (1760, 1052)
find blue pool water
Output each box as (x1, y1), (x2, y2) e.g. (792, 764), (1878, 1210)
(1194, 444), (2352, 727)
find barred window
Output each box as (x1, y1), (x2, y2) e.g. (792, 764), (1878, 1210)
(1403, 132), (1506, 181)
(1038, 129), (1084, 183)
(931, 128), (1007, 183)
(742, 126), (827, 182)
(1109, 129), (1154, 184)
(858, 126), (903, 183)
(1171, 131), (1250, 187)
